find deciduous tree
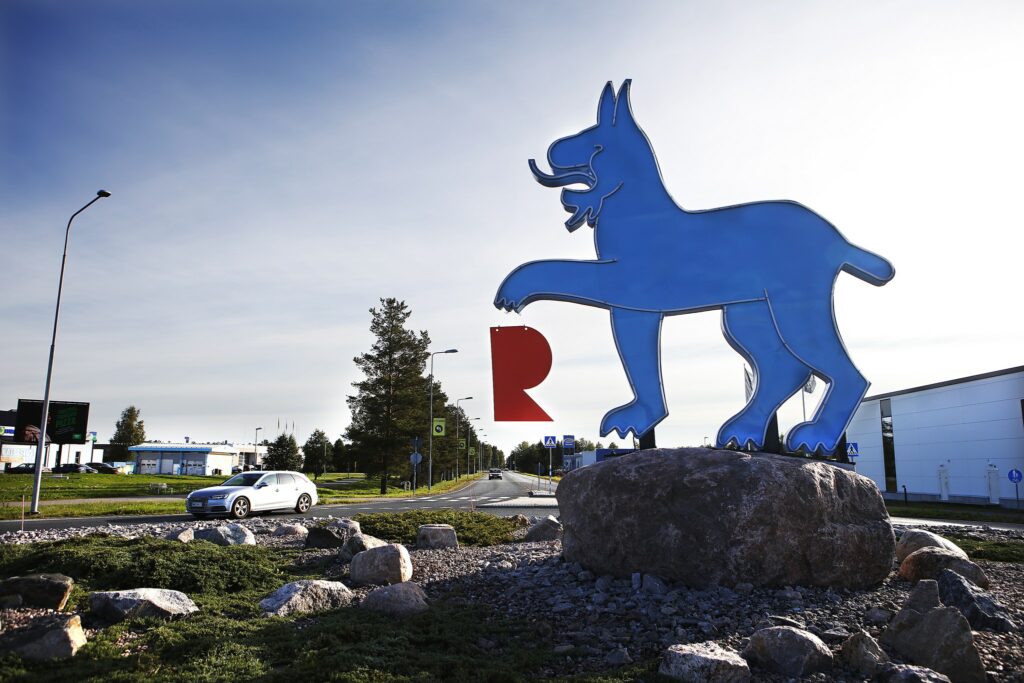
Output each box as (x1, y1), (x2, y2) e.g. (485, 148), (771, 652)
(110, 406), (146, 461)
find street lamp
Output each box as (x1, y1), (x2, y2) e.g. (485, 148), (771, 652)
(466, 417), (479, 474)
(254, 427), (263, 469)
(30, 190), (111, 514)
(454, 396), (472, 479)
(427, 348), (457, 491)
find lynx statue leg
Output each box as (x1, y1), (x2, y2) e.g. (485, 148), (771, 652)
(717, 301), (812, 449)
(600, 307), (668, 438)
(768, 293), (869, 453)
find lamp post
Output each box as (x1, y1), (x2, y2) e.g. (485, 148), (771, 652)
(480, 433), (488, 471)
(454, 396), (472, 479)
(427, 348), (457, 491)
(465, 417), (479, 474)
(254, 427), (262, 469)
(30, 190), (111, 514)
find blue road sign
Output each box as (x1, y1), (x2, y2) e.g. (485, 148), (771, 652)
(543, 436), (557, 449)
(563, 435), (575, 448)
(846, 442), (859, 458)
(410, 452), (422, 466)
(1009, 469), (1022, 484)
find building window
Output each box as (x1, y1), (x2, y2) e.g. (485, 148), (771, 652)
(880, 398), (897, 492)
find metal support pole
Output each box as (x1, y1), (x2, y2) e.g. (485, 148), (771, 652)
(428, 353), (434, 491)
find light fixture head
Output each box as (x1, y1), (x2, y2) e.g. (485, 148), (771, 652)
(96, 190), (111, 198)
(445, 348), (458, 354)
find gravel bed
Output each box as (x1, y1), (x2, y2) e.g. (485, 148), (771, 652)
(0, 518), (1022, 681)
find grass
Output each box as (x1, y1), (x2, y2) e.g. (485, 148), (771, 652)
(316, 472), (484, 503)
(353, 509), (521, 546)
(0, 513), (623, 682)
(945, 534), (1024, 564)
(886, 500), (1024, 525)
(0, 473), (222, 502)
(0, 501), (185, 521)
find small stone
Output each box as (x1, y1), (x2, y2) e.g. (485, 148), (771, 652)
(0, 573), (74, 610)
(350, 543), (413, 586)
(272, 523), (308, 538)
(660, 642), (751, 682)
(339, 533), (388, 562)
(896, 529), (969, 563)
(163, 528), (194, 543)
(741, 626), (833, 677)
(305, 526), (348, 549)
(606, 647), (632, 666)
(875, 663), (952, 682)
(865, 606), (893, 625)
(904, 580), (940, 612)
(577, 570), (594, 582)
(525, 516), (563, 542)
(881, 606), (985, 683)
(595, 575), (614, 592)
(840, 629), (889, 676)
(359, 581), (428, 616)
(90, 588), (199, 622)
(416, 524), (458, 549)
(642, 574), (669, 595)
(631, 573), (642, 591)
(0, 614), (87, 660)
(553, 644), (573, 654)
(733, 583), (754, 594)
(937, 568), (1017, 632)
(194, 524), (255, 546)
(899, 547), (989, 588)
(259, 580), (352, 617)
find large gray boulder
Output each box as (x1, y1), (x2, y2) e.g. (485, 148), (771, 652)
(896, 529), (968, 563)
(0, 573), (74, 610)
(416, 524), (458, 549)
(339, 533), (388, 562)
(0, 614), (87, 660)
(659, 642), (751, 682)
(899, 547), (989, 588)
(881, 603), (986, 683)
(558, 448), (895, 587)
(350, 543), (413, 585)
(195, 523), (255, 546)
(259, 580), (353, 617)
(90, 588), (199, 622)
(937, 568), (1017, 632)
(359, 582), (428, 616)
(741, 626), (833, 677)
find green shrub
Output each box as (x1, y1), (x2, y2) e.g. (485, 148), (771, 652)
(354, 509), (518, 546)
(947, 535), (1024, 564)
(0, 535), (284, 594)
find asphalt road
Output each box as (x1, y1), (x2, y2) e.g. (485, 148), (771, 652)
(0, 470), (558, 533)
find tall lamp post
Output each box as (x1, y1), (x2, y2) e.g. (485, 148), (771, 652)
(254, 427), (263, 469)
(454, 396), (472, 479)
(427, 348), (457, 491)
(30, 190), (111, 514)
(465, 417), (479, 475)
(480, 433), (488, 471)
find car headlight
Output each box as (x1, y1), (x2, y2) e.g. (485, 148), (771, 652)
(210, 494), (227, 500)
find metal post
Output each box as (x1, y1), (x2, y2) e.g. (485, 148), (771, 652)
(30, 190), (110, 514)
(254, 427), (262, 469)
(426, 349), (457, 492)
(455, 396), (472, 479)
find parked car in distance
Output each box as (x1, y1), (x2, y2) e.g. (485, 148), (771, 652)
(185, 470), (318, 519)
(91, 462), (122, 474)
(5, 463), (50, 474)
(53, 463), (98, 474)
(488, 468), (502, 480)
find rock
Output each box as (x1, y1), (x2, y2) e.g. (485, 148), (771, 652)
(163, 527), (194, 543)
(327, 518), (361, 539)
(733, 582), (754, 594)
(272, 523), (308, 538)
(558, 449), (894, 587)
(195, 523), (255, 546)
(339, 533), (388, 562)
(880, 605), (986, 683)
(937, 568), (1017, 632)
(605, 647), (632, 666)
(259, 580), (353, 617)
(899, 547), (989, 588)
(641, 574), (669, 595)
(305, 526), (348, 549)
(904, 580), (941, 612)
(659, 642), (751, 682)
(90, 588), (199, 622)
(741, 626), (833, 677)
(0, 594), (23, 609)
(416, 524), (459, 549)
(525, 515), (563, 542)
(553, 644), (573, 655)
(595, 575), (614, 592)
(820, 627), (851, 644)
(0, 573), (74, 610)
(840, 629), (889, 676)
(896, 529), (969, 563)
(0, 614), (87, 660)
(350, 543), (413, 585)
(359, 581), (428, 616)
(509, 514), (530, 527)
(865, 606), (894, 626)
(876, 663), (952, 682)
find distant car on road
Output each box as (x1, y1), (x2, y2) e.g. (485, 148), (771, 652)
(185, 470), (318, 519)
(53, 463), (98, 474)
(488, 468), (502, 480)
(91, 462), (122, 475)
(5, 463), (50, 474)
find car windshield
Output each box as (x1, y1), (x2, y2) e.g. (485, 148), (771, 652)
(221, 472), (264, 487)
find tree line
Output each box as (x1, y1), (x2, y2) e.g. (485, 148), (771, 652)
(508, 436), (621, 475)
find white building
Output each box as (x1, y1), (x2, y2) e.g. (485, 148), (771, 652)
(847, 366), (1024, 507)
(0, 442), (102, 469)
(130, 443), (238, 476)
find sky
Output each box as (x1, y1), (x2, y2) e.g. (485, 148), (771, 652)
(1, 1), (1022, 455)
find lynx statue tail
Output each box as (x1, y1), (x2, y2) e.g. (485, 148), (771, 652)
(842, 245), (895, 286)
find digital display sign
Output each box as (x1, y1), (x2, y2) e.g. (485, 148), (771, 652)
(15, 399), (90, 445)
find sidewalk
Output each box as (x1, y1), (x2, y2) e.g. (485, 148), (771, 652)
(30, 496), (186, 506)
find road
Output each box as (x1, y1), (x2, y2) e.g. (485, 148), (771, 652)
(0, 470), (558, 533)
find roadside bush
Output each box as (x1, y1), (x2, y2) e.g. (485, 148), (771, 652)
(0, 535), (284, 594)
(948, 535), (1024, 564)
(354, 509), (518, 546)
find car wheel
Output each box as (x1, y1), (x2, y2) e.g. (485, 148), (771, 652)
(295, 493), (312, 514)
(230, 497), (250, 519)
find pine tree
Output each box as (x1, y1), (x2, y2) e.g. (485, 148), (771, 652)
(345, 298), (430, 494)
(265, 433), (302, 471)
(301, 429), (333, 479)
(110, 406), (146, 461)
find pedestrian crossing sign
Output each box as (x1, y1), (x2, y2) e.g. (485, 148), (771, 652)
(543, 436), (556, 448)
(847, 442), (859, 457)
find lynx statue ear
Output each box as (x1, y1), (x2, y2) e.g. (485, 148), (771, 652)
(614, 79), (635, 128)
(597, 81), (616, 126)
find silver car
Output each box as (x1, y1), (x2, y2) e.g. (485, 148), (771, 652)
(185, 470), (318, 519)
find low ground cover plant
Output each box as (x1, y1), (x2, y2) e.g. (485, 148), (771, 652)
(354, 508), (519, 546)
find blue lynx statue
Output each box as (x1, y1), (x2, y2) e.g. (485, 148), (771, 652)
(494, 80), (894, 453)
